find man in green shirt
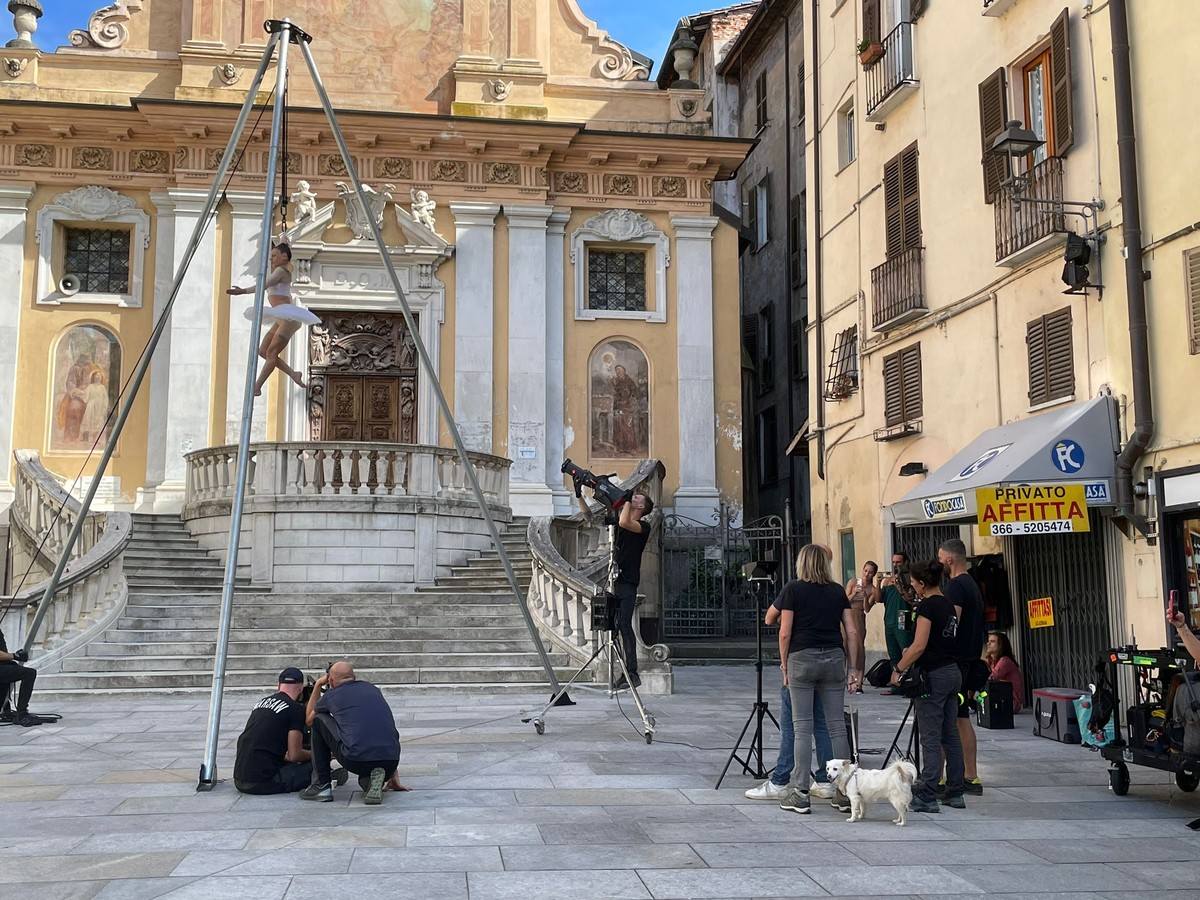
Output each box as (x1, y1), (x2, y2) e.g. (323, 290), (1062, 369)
(872, 551), (916, 672)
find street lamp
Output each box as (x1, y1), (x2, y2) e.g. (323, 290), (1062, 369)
(990, 119), (1044, 160)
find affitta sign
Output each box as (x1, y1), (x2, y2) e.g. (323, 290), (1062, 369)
(976, 484), (1090, 537)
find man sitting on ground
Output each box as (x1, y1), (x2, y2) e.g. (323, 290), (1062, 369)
(0, 626), (40, 727)
(234, 667), (341, 795)
(302, 660), (406, 805)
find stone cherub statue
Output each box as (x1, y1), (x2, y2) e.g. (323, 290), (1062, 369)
(410, 188), (437, 231)
(291, 180), (317, 224)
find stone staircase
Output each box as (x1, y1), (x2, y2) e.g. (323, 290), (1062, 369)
(35, 514), (579, 697)
(419, 517), (532, 594)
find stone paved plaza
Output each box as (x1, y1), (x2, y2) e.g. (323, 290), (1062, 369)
(2, 666), (1199, 899)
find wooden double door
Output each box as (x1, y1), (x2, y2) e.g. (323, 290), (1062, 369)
(324, 376), (404, 442)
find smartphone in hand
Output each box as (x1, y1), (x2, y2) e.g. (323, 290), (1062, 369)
(1169, 589), (1178, 622)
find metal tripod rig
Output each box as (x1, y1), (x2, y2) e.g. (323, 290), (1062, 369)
(18, 18), (563, 789)
(527, 517), (656, 743)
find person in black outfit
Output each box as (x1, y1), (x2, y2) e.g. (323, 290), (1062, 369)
(302, 661), (405, 805)
(0, 627), (39, 727)
(939, 538), (987, 795)
(234, 667), (331, 795)
(889, 558), (965, 812)
(578, 487), (655, 690)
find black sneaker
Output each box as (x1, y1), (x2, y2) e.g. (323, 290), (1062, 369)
(299, 782), (333, 802)
(17, 713), (42, 728)
(963, 778), (983, 795)
(613, 674), (641, 690)
(830, 790), (852, 813)
(909, 796), (940, 813)
(331, 767), (350, 788)
(364, 767), (386, 805)
(779, 789), (811, 814)
(943, 793), (966, 809)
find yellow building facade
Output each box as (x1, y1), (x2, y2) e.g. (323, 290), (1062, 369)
(807, 0), (1200, 689)
(0, 0), (751, 524)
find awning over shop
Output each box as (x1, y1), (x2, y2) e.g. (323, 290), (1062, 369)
(889, 395), (1120, 526)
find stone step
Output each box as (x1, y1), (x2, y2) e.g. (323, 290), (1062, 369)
(102, 624), (538, 642)
(125, 580), (247, 591)
(121, 600), (526, 618)
(62, 650), (564, 673)
(123, 553), (224, 565)
(126, 537), (207, 549)
(85, 637), (546, 656)
(36, 666), (579, 690)
(116, 613), (533, 630)
(433, 575), (529, 589)
(34, 681), (564, 700)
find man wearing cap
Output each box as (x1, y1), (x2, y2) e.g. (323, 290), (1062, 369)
(234, 667), (346, 795)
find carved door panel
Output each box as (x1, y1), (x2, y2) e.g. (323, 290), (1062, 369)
(323, 376), (399, 441)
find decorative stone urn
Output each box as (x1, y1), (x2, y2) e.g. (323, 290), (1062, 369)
(6, 0), (42, 49)
(667, 21), (699, 90)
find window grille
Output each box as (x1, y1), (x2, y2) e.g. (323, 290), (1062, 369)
(824, 326), (858, 400)
(587, 249), (647, 312)
(63, 227), (131, 294)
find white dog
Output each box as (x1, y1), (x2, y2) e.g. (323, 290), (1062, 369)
(825, 758), (918, 826)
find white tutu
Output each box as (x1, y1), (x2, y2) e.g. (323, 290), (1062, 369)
(243, 302), (321, 326)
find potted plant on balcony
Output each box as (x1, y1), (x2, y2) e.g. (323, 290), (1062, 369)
(858, 37), (884, 67)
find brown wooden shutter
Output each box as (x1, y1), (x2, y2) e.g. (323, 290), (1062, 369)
(1026, 316), (1049, 405)
(883, 351), (901, 425)
(863, 0), (881, 45)
(1187, 249), (1200, 355)
(978, 68), (1010, 204)
(899, 144), (921, 250)
(1050, 8), (1074, 155)
(900, 344), (922, 420)
(884, 155), (902, 257)
(742, 313), (758, 374)
(1045, 307), (1074, 400)
(789, 195), (801, 287)
(745, 187), (758, 247)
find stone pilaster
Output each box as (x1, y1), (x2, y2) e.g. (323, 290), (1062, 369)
(0, 184), (33, 507)
(156, 190), (218, 511)
(545, 210), (573, 515)
(450, 202), (500, 452)
(505, 205), (553, 516)
(669, 215), (721, 522)
(138, 191), (177, 511)
(224, 192), (270, 444)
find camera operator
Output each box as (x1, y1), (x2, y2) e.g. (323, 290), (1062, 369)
(0, 625), (39, 727)
(874, 552), (917, 675)
(233, 667), (338, 795)
(576, 486), (655, 690)
(302, 661), (404, 805)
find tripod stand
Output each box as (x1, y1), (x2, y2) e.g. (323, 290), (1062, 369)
(883, 698), (922, 770)
(526, 520), (656, 743)
(715, 568), (778, 787)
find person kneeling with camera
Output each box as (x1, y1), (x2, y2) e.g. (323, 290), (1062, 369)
(302, 661), (405, 805)
(0, 626), (39, 727)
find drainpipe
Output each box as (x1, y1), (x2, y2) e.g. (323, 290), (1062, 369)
(783, 11), (796, 501)
(811, 0), (825, 481)
(1109, 0), (1153, 536)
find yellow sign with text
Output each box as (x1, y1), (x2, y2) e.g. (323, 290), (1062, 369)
(1028, 596), (1055, 629)
(976, 484), (1090, 537)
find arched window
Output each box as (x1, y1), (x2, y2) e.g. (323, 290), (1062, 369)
(50, 324), (122, 453)
(589, 339), (649, 459)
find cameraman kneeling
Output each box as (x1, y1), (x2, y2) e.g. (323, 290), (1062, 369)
(0, 626), (39, 727)
(233, 667), (330, 795)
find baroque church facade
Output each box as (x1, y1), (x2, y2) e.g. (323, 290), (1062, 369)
(0, 0), (750, 522)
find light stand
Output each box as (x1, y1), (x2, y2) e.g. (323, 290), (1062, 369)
(714, 561), (779, 788)
(883, 698), (921, 770)
(525, 512), (656, 742)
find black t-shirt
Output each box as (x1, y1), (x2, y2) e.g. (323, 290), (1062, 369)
(914, 592), (959, 670)
(775, 580), (850, 656)
(613, 522), (650, 586)
(945, 572), (986, 663)
(316, 679), (400, 762)
(234, 691), (305, 784)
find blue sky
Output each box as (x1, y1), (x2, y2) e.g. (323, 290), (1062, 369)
(28, 1), (704, 75)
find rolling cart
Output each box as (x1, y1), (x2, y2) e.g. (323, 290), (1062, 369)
(1096, 645), (1200, 796)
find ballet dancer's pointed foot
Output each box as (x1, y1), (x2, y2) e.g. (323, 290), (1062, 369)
(253, 388), (263, 397)
(291, 374), (308, 389)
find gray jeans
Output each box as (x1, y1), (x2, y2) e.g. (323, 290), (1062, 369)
(914, 662), (965, 802)
(786, 647), (851, 792)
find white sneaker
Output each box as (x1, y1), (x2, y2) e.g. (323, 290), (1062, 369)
(808, 782), (836, 800)
(744, 780), (789, 800)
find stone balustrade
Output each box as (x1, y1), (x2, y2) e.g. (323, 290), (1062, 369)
(1, 450), (131, 672)
(526, 459), (674, 693)
(183, 442), (512, 590)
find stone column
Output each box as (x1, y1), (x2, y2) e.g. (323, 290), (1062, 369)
(505, 205), (553, 516)
(670, 215), (721, 521)
(545, 210), (573, 515)
(156, 189), (218, 511)
(138, 191), (177, 510)
(224, 192), (269, 443)
(450, 202), (500, 452)
(0, 184), (33, 506)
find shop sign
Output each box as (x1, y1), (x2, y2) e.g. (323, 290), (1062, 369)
(1083, 480), (1110, 504)
(1028, 596), (1055, 629)
(975, 484), (1090, 536)
(950, 445), (1011, 482)
(922, 493), (966, 520)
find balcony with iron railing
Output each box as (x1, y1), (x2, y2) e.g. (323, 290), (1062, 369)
(871, 246), (926, 331)
(982, 0), (1022, 17)
(994, 155), (1067, 266)
(865, 22), (918, 123)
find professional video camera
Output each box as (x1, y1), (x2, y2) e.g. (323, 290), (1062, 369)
(561, 458), (630, 511)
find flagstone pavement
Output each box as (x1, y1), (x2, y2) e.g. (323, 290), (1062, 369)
(2, 665), (1198, 899)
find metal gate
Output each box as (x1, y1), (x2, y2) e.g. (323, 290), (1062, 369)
(661, 509), (784, 638)
(1011, 510), (1111, 692)
(892, 524), (963, 564)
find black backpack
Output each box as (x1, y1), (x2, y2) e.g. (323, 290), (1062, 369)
(865, 658), (893, 688)
(1087, 658), (1116, 739)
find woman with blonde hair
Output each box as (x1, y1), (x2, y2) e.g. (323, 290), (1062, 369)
(775, 543), (860, 814)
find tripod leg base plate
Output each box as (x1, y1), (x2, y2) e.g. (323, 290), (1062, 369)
(552, 692), (575, 707)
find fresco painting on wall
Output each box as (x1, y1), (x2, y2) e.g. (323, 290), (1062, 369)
(590, 339), (649, 459)
(50, 324), (121, 453)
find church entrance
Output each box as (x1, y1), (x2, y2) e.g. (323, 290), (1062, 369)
(308, 312), (419, 443)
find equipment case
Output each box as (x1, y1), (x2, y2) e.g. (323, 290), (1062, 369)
(977, 679), (1014, 729)
(1032, 686), (1086, 743)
